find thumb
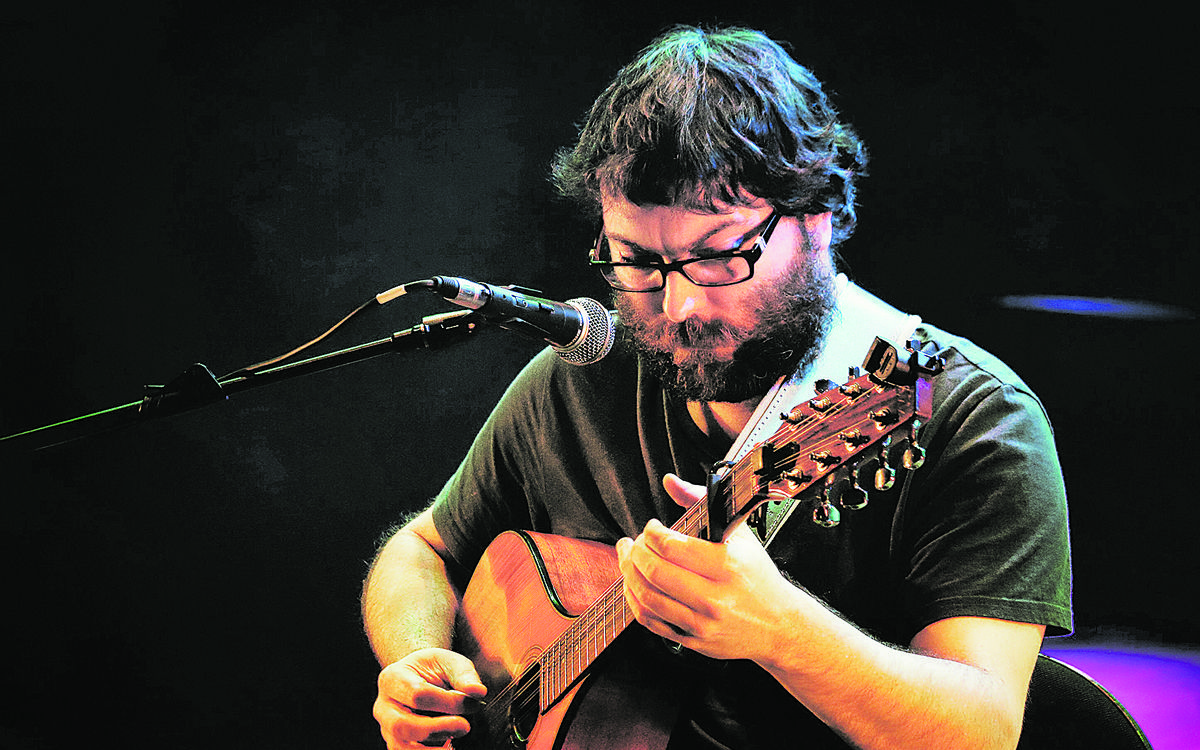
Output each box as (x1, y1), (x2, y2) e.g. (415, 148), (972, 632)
(663, 473), (705, 509)
(445, 654), (487, 698)
(414, 648), (486, 698)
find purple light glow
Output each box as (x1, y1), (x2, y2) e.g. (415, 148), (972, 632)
(1043, 646), (1200, 750)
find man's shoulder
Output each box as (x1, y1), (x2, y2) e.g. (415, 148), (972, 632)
(912, 322), (1053, 428)
(914, 323), (1032, 393)
(504, 341), (642, 408)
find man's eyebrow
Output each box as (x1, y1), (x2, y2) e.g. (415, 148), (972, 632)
(604, 216), (755, 254)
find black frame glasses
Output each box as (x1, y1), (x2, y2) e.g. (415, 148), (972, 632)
(589, 211), (782, 292)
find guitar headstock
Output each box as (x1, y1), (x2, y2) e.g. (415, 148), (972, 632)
(710, 338), (940, 540)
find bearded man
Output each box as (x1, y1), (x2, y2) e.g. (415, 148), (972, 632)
(362, 25), (1072, 750)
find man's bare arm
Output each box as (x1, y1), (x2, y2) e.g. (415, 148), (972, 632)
(362, 507), (458, 664)
(361, 507), (486, 748)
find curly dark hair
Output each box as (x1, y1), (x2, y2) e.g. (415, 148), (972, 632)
(550, 25), (868, 248)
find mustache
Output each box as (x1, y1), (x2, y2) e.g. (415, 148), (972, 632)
(625, 312), (745, 353)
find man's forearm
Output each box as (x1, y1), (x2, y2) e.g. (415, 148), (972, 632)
(361, 525), (461, 666)
(756, 593), (1031, 750)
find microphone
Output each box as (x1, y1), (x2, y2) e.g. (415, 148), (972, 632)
(425, 276), (616, 365)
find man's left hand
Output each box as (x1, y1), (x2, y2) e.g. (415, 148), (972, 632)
(615, 473), (796, 662)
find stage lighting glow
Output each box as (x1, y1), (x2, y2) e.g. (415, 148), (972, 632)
(997, 295), (1194, 321)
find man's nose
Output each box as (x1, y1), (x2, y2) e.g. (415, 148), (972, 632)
(661, 270), (706, 323)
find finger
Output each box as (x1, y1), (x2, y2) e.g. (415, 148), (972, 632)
(624, 528), (721, 623)
(405, 710), (473, 739)
(444, 689), (487, 714)
(663, 473), (705, 508)
(619, 535), (675, 615)
(640, 519), (728, 578)
(374, 694), (473, 746)
(620, 556), (701, 640)
(408, 649), (488, 700)
(616, 536), (633, 566)
(379, 663), (484, 717)
(439, 653), (488, 700)
(409, 682), (486, 715)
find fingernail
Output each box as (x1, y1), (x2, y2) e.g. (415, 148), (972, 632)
(462, 696), (487, 713)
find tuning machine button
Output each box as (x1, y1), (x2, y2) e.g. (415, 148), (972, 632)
(902, 420), (926, 470)
(839, 382), (865, 398)
(809, 450), (839, 470)
(808, 396), (834, 413)
(838, 429), (870, 448)
(781, 403), (809, 424)
(840, 462), (869, 511)
(874, 436), (896, 491)
(812, 486), (841, 528)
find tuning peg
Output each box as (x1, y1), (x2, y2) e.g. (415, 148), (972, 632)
(902, 420), (926, 470)
(781, 466), (812, 490)
(838, 429), (870, 448)
(839, 382), (866, 398)
(810, 450), (839, 470)
(814, 378), (837, 394)
(869, 407), (899, 428)
(808, 395), (834, 413)
(874, 436), (896, 491)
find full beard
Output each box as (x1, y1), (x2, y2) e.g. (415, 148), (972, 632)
(614, 258), (837, 404)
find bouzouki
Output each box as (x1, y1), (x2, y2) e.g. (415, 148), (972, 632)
(454, 338), (941, 749)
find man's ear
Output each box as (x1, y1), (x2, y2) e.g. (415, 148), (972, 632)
(804, 212), (834, 253)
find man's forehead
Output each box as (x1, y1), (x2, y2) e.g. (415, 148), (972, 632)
(600, 193), (771, 249)
(599, 186), (769, 218)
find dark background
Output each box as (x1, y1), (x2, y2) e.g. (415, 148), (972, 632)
(2, 3), (1196, 748)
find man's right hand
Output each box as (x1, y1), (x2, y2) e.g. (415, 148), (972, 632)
(373, 647), (488, 748)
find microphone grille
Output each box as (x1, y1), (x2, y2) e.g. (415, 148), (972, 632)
(554, 297), (616, 365)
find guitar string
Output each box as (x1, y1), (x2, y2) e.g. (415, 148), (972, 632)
(483, 670), (531, 739)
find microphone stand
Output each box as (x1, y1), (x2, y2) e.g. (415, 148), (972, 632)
(2, 309), (488, 453)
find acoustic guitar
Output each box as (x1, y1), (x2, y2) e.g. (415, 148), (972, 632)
(453, 338), (940, 749)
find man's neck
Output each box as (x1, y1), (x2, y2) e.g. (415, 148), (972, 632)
(687, 398), (761, 442)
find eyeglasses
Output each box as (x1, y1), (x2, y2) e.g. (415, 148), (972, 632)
(589, 211), (781, 292)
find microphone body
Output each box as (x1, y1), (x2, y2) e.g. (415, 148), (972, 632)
(429, 276), (615, 365)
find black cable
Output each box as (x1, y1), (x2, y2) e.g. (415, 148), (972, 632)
(217, 279), (435, 382)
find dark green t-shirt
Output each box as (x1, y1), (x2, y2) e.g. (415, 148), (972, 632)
(430, 323), (1072, 747)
